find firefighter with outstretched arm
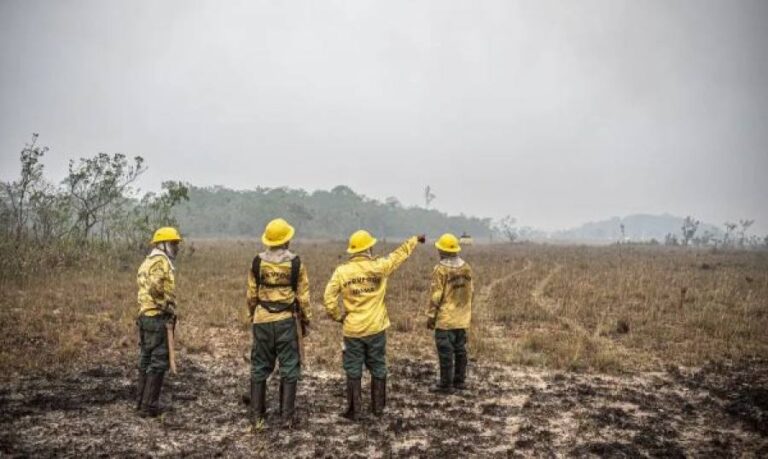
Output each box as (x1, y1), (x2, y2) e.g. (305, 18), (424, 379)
(324, 230), (425, 420)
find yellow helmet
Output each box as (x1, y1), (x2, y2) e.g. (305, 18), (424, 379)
(262, 218), (295, 247)
(347, 230), (377, 254)
(435, 233), (461, 253)
(151, 227), (183, 244)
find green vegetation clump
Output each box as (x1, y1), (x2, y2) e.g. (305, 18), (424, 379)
(0, 135), (188, 280)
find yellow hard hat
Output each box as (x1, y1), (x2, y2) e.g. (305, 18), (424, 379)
(435, 233), (461, 253)
(262, 218), (295, 247)
(151, 227), (182, 244)
(347, 230), (377, 254)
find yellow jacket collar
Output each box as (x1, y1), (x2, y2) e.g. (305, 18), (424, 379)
(349, 253), (373, 261)
(149, 248), (175, 271)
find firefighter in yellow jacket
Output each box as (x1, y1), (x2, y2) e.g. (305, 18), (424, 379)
(324, 230), (425, 420)
(136, 227), (182, 417)
(246, 218), (311, 427)
(426, 233), (474, 393)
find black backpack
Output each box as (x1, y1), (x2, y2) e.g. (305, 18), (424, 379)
(251, 255), (301, 313)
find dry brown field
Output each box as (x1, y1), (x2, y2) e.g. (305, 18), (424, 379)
(1, 241), (767, 456)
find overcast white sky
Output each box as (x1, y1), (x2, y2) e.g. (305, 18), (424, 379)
(1, 0), (767, 232)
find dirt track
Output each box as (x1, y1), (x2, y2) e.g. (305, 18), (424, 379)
(2, 355), (766, 457)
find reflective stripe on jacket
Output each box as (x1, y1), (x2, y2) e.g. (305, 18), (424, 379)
(324, 237), (418, 338)
(247, 249), (311, 324)
(137, 249), (176, 317)
(426, 258), (474, 330)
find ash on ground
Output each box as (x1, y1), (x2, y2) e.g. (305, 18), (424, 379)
(1, 357), (767, 457)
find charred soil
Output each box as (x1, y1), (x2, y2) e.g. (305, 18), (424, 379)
(2, 357), (767, 457)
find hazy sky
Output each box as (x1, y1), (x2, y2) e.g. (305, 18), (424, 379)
(1, 0), (767, 232)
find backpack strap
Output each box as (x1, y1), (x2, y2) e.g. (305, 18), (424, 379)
(251, 255), (262, 287)
(251, 255), (301, 314)
(290, 256), (301, 293)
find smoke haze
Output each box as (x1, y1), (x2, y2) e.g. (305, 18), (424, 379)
(2, 0), (767, 232)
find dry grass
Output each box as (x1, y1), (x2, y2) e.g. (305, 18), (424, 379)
(1, 241), (766, 379)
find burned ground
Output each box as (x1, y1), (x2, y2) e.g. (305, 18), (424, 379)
(2, 243), (767, 456)
(2, 356), (766, 457)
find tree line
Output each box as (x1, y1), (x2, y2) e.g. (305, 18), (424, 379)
(0, 135), (492, 278)
(172, 185), (493, 241)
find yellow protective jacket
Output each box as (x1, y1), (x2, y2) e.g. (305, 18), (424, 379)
(324, 237), (418, 338)
(247, 249), (312, 324)
(426, 257), (474, 330)
(137, 249), (176, 317)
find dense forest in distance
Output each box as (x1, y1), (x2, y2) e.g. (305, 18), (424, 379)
(172, 185), (493, 240)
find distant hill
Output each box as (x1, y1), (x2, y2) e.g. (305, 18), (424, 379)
(173, 185), (493, 240)
(551, 214), (724, 242)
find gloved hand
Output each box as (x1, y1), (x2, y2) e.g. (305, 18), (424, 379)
(417, 234), (426, 244)
(426, 316), (436, 330)
(165, 301), (177, 319)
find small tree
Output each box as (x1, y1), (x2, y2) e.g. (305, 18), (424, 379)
(1, 134), (48, 241)
(723, 222), (737, 247)
(695, 230), (715, 247)
(665, 233), (679, 246)
(680, 216), (699, 247)
(63, 153), (145, 241)
(28, 183), (72, 243)
(424, 185), (436, 208)
(738, 219), (755, 248)
(494, 215), (518, 243)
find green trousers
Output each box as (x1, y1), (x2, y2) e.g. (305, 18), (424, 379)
(435, 329), (467, 384)
(137, 314), (171, 374)
(251, 318), (300, 383)
(343, 331), (387, 379)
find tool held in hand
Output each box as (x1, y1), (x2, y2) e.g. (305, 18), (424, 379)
(166, 320), (177, 375)
(293, 303), (306, 365)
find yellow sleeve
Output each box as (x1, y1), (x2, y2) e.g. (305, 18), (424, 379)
(148, 259), (170, 304)
(468, 264), (475, 302)
(166, 264), (177, 306)
(426, 266), (445, 318)
(297, 263), (312, 321)
(246, 268), (259, 318)
(378, 236), (418, 275)
(323, 268), (342, 322)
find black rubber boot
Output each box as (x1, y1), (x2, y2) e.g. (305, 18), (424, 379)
(372, 377), (386, 416)
(430, 365), (453, 394)
(249, 379), (266, 425)
(280, 380), (297, 428)
(341, 377), (362, 421)
(135, 370), (147, 411)
(453, 354), (468, 390)
(139, 372), (165, 417)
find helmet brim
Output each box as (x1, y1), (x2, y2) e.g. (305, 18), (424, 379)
(434, 241), (461, 253)
(261, 225), (295, 247)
